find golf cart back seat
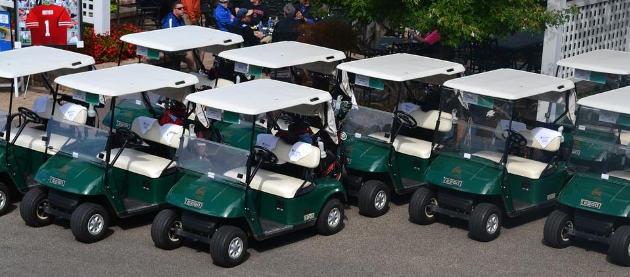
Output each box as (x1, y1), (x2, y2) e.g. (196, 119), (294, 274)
(473, 128), (562, 179)
(605, 149), (630, 181)
(104, 117), (184, 178)
(368, 110), (452, 159)
(7, 100), (88, 154)
(224, 167), (312, 199)
(270, 139), (321, 169)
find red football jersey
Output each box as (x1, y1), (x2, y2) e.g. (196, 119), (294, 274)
(25, 4), (72, 45)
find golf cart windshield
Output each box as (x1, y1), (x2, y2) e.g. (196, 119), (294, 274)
(46, 119), (109, 164)
(571, 107), (630, 178)
(177, 135), (249, 183)
(339, 104), (393, 143)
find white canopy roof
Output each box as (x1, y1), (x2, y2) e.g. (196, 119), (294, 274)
(336, 53), (465, 81)
(186, 79), (332, 115)
(578, 86), (630, 114)
(120, 25), (244, 52)
(0, 46), (95, 79)
(54, 64), (199, 97)
(218, 41), (346, 69)
(443, 69), (574, 100)
(557, 50), (630, 75)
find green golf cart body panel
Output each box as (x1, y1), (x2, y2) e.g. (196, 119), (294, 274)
(426, 152), (503, 196)
(0, 141), (46, 193)
(559, 173), (630, 218)
(102, 99), (166, 129)
(344, 136), (390, 173)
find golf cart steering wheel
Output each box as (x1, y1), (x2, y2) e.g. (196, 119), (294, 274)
(117, 127), (143, 145)
(394, 111), (417, 128)
(252, 146), (278, 164)
(503, 129), (528, 147)
(18, 107), (42, 124)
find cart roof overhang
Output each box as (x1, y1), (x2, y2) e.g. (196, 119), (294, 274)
(120, 25), (244, 52)
(557, 50), (630, 75)
(0, 46), (95, 79)
(186, 79), (332, 115)
(443, 69), (575, 100)
(336, 53), (465, 81)
(578, 86), (630, 114)
(217, 41), (346, 69)
(54, 64), (199, 96)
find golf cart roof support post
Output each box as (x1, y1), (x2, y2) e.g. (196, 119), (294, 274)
(104, 96), (117, 198)
(500, 101), (516, 166)
(246, 116), (256, 185)
(44, 84), (61, 157)
(192, 49), (206, 72)
(565, 105), (582, 167)
(432, 87), (449, 153)
(117, 41), (125, 66)
(4, 80), (14, 166)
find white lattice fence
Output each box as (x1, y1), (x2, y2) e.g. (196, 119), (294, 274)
(542, 0), (630, 77)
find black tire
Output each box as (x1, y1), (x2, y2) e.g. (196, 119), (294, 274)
(609, 225), (630, 266)
(358, 180), (390, 217)
(543, 210), (573, 248)
(469, 203), (502, 242)
(20, 187), (54, 227)
(409, 187), (439, 225)
(210, 225), (248, 268)
(316, 198), (344, 235)
(70, 203), (109, 243)
(0, 182), (10, 216)
(151, 209), (184, 250)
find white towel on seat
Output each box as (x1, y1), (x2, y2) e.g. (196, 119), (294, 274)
(289, 142), (312, 162)
(159, 123), (181, 146)
(256, 134), (280, 150)
(59, 103), (86, 121)
(531, 127), (562, 149)
(32, 96), (49, 112)
(138, 116), (157, 134)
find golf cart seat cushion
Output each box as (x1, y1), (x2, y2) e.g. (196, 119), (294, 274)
(224, 167), (311, 199)
(131, 117), (185, 148)
(6, 127), (75, 154)
(620, 130), (630, 145)
(34, 99), (88, 124)
(607, 170), (630, 181)
(270, 139), (321, 168)
(368, 132), (432, 159)
(518, 130), (562, 152)
(472, 150), (549, 180)
(410, 110), (453, 132)
(104, 148), (175, 178)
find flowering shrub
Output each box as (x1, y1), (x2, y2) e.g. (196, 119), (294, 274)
(81, 23), (141, 64)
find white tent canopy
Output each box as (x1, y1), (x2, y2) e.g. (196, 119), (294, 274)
(120, 25), (244, 53)
(336, 53), (465, 82)
(557, 50), (630, 75)
(578, 86), (630, 115)
(54, 64), (199, 97)
(0, 46), (95, 79)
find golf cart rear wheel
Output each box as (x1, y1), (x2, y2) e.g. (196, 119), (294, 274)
(210, 225), (248, 268)
(543, 210), (573, 248)
(609, 225), (630, 266)
(469, 203), (502, 242)
(151, 209), (184, 250)
(0, 182), (10, 216)
(71, 203), (109, 243)
(358, 180), (390, 217)
(20, 187), (54, 227)
(409, 187), (438, 225)
(316, 198), (344, 235)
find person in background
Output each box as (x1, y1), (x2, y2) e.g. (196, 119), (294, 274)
(228, 8), (264, 46)
(214, 0), (237, 31)
(272, 4), (303, 42)
(162, 1), (197, 72)
(182, 0), (200, 25)
(411, 28), (441, 47)
(294, 0), (313, 24)
(238, 0), (269, 27)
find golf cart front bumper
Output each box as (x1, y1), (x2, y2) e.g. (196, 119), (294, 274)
(45, 189), (81, 220)
(175, 210), (219, 244)
(431, 190), (474, 221)
(566, 209), (615, 245)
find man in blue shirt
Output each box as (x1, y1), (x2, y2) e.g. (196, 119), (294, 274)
(214, 0), (237, 32)
(162, 1), (186, 28)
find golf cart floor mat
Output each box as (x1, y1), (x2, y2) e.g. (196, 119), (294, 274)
(260, 218), (292, 235)
(123, 197), (156, 213)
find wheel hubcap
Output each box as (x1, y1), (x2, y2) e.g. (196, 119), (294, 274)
(87, 214), (104, 235)
(228, 237), (243, 259)
(328, 207), (341, 228)
(0, 191), (5, 210)
(374, 190), (386, 210)
(168, 221), (182, 242)
(486, 214), (499, 234)
(425, 198), (437, 218)
(36, 199), (49, 220)
(561, 221), (573, 241)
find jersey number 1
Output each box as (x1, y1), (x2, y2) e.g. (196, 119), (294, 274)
(44, 20), (50, 37)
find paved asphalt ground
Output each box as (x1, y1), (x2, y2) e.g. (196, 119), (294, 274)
(0, 195), (627, 277)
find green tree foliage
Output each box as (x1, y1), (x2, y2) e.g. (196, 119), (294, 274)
(318, 0), (576, 46)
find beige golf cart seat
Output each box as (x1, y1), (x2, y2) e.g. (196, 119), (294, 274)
(473, 128), (562, 179)
(368, 109), (452, 159)
(224, 139), (321, 199)
(102, 117), (184, 178)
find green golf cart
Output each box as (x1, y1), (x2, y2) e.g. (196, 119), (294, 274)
(150, 79), (346, 267)
(543, 86), (630, 266)
(409, 69), (576, 241)
(334, 53), (465, 217)
(0, 46), (94, 215)
(556, 49), (630, 96)
(19, 64), (199, 243)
